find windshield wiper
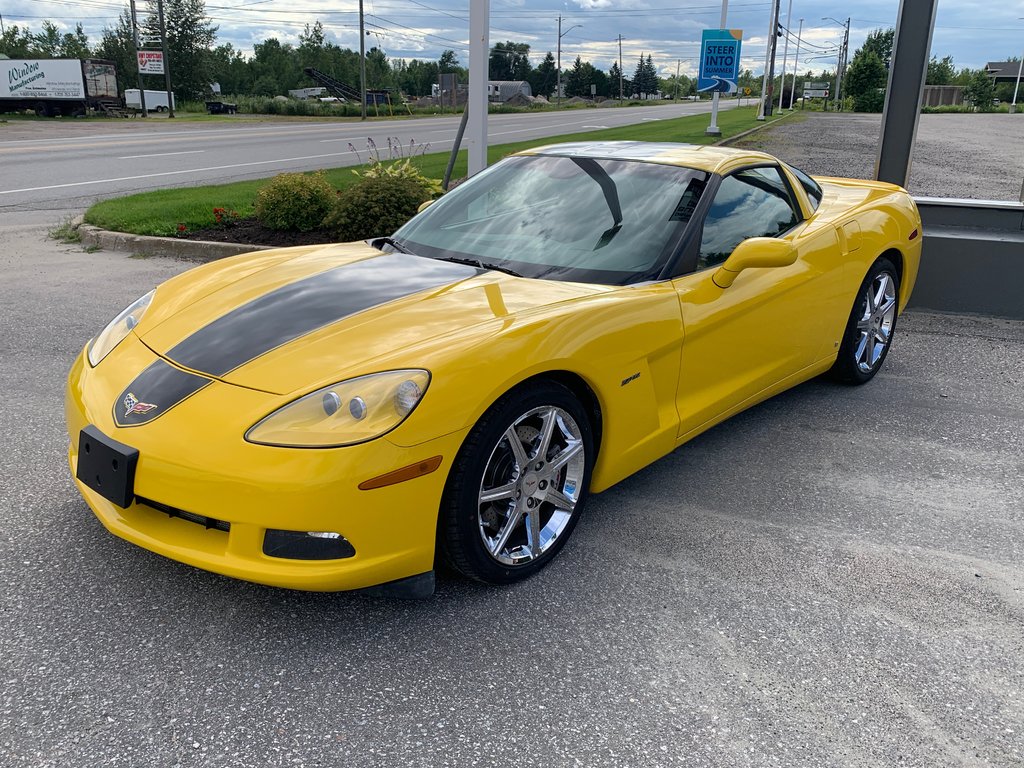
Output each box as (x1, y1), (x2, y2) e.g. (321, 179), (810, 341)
(434, 255), (524, 278)
(370, 236), (412, 254)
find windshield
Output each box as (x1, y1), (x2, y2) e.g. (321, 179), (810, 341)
(393, 154), (708, 285)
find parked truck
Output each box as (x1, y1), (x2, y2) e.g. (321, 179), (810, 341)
(124, 88), (176, 112)
(0, 58), (119, 116)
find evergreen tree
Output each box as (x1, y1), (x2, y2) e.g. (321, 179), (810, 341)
(963, 70), (996, 111)
(926, 55), (956, 85)
(489, 41), (531, 81)
(0, 25), (35, 58)
(529, 51), (557, 98)
(608, 61), (625, 99)
(95, 11), (138, 96)
(845, 50), (887, 111)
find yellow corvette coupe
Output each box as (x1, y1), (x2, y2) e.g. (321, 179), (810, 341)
(66, 142), (921, 597)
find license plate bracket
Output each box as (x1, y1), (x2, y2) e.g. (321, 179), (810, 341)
(76, 425), (139, 508)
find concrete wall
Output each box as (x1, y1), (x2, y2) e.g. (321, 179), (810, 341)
(909, 198), (1024, 319)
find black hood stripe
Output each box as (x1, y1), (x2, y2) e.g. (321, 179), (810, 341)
(167, 253), (479, 377)
(114, 360), (211, 427)
(113, 253), (478, 427)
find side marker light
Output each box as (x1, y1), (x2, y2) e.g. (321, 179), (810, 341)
(359, 456), (443, 491)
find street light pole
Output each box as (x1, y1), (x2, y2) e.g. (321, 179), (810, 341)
(789, 18), (803, 110)
(619, 34), (624, 100)
(556, 16), (581, 106)
(756, 0), (776, 120)
(1011, 50), (1023, 114)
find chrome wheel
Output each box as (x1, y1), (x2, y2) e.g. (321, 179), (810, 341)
(477, 405), (586, 567)
(854, 271), (897, 373)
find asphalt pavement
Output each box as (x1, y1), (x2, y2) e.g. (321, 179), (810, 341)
(1, 216), (1022, 766)
(0, 100), (738, 215)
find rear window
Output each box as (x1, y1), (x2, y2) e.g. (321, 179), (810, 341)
(787, 164), (823, 210)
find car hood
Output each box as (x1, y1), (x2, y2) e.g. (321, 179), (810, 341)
(138, 242), (612, 395)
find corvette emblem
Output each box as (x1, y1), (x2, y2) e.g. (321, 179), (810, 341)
(123, 392), (157, 418)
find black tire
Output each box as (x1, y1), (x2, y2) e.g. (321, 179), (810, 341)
(830, 256), (900, 384)
(438, 380), (595, 585)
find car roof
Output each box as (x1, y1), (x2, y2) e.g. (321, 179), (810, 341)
(515, 141), (779, 175)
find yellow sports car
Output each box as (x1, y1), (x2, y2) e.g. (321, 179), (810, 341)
(66, 142), (921, 597)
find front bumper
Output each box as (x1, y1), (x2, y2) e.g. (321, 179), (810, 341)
(65, 338), (469, 592)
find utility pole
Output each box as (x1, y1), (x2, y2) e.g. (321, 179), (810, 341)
(837, 18), (850, 109)
(156, 0), (174, 118)
(788, 18), (803, 109)
(764, 0), (781, 117)
(757, 0), (778, 119)
(705, 0), (729, 135)
(675, 58), (681, 100)
(618, 34), (624, 100)
(777, 0), (792, 111)
(359, 0), (367, 120)
(129, 0), (148, 117)
(0, 9), (6, 35)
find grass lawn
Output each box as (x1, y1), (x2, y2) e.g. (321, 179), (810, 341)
(84, 106), (788, 237)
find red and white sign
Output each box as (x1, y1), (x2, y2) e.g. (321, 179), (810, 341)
(137, 51), (165, 75)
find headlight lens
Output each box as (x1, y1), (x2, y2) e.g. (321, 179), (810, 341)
(87, 290), (155, 367)
(245, 370), (430, 448)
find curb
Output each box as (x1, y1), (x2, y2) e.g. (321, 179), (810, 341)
(78, 223), (271, 262)
(714, 110), (792, 147)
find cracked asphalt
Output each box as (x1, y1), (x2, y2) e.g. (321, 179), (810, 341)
(2, 214), (1022, 767)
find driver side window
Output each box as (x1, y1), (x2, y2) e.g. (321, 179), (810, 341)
(697, 166), (800, 270)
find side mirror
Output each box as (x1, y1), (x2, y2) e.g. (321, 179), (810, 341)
(417, 199), (435, 214)
(712, 237), (797, 288)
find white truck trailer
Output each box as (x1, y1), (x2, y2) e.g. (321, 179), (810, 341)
(124, 89), (176, 112)
(0, 58), (119, 116)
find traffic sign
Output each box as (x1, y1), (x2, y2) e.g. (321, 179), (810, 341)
(698, 29), (743, 94)
(804, 89), (829, 98)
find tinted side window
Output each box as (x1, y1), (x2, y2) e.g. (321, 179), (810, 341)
(787, 164), (823, 210)
(697, 167), (800, 269)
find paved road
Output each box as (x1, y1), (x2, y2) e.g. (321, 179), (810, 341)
(0, 101), (737, 215)
(1, 217), (1022, 766)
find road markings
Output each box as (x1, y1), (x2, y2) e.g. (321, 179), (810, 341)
(319, 138), (362, 143)
(581, 125), (609, 129)
(117, 150), (206, 159)
(642, 118), (662, 121)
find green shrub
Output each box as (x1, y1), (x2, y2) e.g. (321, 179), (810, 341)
(254, 172), (337, 231)
(323, 176), (430, 241)
(354, 159), (442, 198)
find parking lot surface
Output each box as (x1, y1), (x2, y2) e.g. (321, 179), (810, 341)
(732, 112), (1024, 201)
(2, 219), (1022, 767)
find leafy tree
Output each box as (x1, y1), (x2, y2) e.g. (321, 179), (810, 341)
(250, 38), (300, 96)
(489, 41), (531, 81)
(59, 24), (93, 59)
(208, 43), (249, 94)
(845, 50), (887, 111)
(365, 47), (394, 90)
(926, 55), (956, 85)
(144, 0), (218, 100)
(438, 50), (459, 72)
(0, 25), (35, 58)
(32, 21), (65, 58)
(860, 28), (894, 65)
(963, 70), (996, 111)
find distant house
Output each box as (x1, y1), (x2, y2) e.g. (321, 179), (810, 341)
(488, 81), (532, 102)
(984, 61), (1024, 84)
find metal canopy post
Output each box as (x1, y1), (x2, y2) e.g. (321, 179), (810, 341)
(875, 0), (938, 187)
(468, 0), (489, 176)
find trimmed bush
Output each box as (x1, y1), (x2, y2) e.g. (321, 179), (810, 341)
(354, 159), (442, 198)
(323, 176), (430, 241)
(254, 172), (337, 231)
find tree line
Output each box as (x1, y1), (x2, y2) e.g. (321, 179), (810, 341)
(0, 3), (692, 102)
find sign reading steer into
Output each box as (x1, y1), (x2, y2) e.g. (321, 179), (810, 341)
(698, 29), (743, 94)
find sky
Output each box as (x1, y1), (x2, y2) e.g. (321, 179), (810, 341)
(2, 0), (1023, 80)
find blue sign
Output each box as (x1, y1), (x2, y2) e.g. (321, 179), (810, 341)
(698, 29), (743, 93)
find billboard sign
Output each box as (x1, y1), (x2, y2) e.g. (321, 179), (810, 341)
(698, 29), (743, 93)
(137, 51), (165, 75)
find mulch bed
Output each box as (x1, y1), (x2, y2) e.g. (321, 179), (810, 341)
(183, 218), (334, 248)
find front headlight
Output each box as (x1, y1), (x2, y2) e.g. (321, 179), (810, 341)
(87, 290), (155, 367)
(245, 370), (431, 448)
